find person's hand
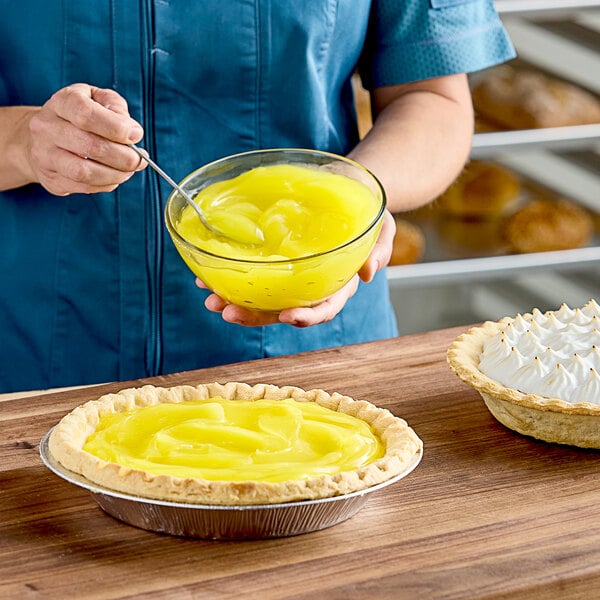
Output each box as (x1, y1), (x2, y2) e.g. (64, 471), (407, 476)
(196, 210), (396, 327)
(26, 83), (146, 195)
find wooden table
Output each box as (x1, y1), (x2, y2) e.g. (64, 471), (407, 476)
(2, 326), (600, 599)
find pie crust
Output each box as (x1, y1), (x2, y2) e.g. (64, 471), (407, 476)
(48, 381), (423, 505)
(447, 318), (600, 448)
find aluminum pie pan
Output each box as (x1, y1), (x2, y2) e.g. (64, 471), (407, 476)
(39, 427), (422, 540)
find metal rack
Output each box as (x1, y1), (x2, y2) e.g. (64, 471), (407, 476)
(495, 0), (600, 16)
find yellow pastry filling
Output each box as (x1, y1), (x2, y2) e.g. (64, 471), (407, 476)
(83, 398), (384, 483)
(176, 163), (380, 258)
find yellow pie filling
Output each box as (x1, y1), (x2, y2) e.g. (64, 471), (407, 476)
(177, 163), (381, 258)
(83, 397), (385, 483)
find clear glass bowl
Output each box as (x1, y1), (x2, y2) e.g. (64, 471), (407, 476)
(164, 148), (386, 312)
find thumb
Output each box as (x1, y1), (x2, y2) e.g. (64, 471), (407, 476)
(358, 210), (396, 282)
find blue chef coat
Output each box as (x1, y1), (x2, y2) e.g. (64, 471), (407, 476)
(0, 1), (515, 392)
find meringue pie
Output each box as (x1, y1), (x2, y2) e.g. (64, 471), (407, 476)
(48, 382), (423, 505)
(447, 300), (600, 448)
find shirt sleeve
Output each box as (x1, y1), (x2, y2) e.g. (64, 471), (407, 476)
(359, 0), (516, 89)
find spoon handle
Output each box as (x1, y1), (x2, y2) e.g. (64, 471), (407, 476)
(129, 144), (212, 230)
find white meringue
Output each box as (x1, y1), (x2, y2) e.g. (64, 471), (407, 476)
(581, 299), (600, 319)
(478, 301), (600, 404)
(512, 356), (550, 395)
(570, 369), (600, 405)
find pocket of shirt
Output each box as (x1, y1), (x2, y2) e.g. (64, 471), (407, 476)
(429, 0), (477, 7)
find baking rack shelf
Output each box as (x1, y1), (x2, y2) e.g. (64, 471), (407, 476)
(495, 0), (600, 16)
(387, 3), (600, 287)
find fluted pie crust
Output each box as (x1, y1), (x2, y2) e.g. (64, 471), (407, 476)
(447, 320), (600, 448)
(48, 382), (423, 505)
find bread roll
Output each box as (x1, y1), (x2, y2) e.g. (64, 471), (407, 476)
(437, 218), (508, 257)
(503, 198), (593, 253)
(390, 218), (425, 265)
(472, 65), (600, 129)
(436, 161), (521, 219)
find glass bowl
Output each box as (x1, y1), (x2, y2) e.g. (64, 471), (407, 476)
(164, 148), (386, 312)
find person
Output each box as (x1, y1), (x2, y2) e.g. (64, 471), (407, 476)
(0, 2), (515, 393)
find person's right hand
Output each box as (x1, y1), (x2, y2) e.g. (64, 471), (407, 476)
(26, 83), (146, 196)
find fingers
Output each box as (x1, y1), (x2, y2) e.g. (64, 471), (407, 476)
(27, 83), (146, 196)
(204, 292), (282, 326)
(52, 84), (142, 143)
(358, 210), (396, 282)
(198, 275), (361, 328)
(32, 147), (137, 196)
(279, 276), (360, 327)
(90, 87), (131, 117)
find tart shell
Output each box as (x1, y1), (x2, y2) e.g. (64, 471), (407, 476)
(48, 382), (423, 505)
(447, 319), (600, 448)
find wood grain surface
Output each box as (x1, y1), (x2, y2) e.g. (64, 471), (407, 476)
(2, 326), (599, 600)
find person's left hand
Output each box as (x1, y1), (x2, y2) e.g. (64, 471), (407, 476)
(196, 210), (396, 327)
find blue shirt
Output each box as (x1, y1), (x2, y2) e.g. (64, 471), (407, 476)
(0, 1), (514, 392)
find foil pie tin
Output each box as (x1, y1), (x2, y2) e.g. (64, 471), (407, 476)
(40, 428), (422, 540)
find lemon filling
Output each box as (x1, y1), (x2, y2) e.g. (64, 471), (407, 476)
(83, 398), (385, 483)
(176, 163), (380, 259)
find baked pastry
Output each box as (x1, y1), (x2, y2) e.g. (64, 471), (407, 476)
(48, 381), (423, 505)
(472, 64), (600, 129)
(503, 197), (593, 253)
(436, 161), (521, 219)
(436, 218), (508, 257)
(447, 300), (600, 448)
(390, 217), (425, 265)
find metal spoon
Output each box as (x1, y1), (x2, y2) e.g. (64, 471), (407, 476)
(129, 144), (217, 235)
(130, 145), (265, 246)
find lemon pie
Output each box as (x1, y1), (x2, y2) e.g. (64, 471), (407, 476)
(48, 382), (422, 505)
(447, 300), (600, 448)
